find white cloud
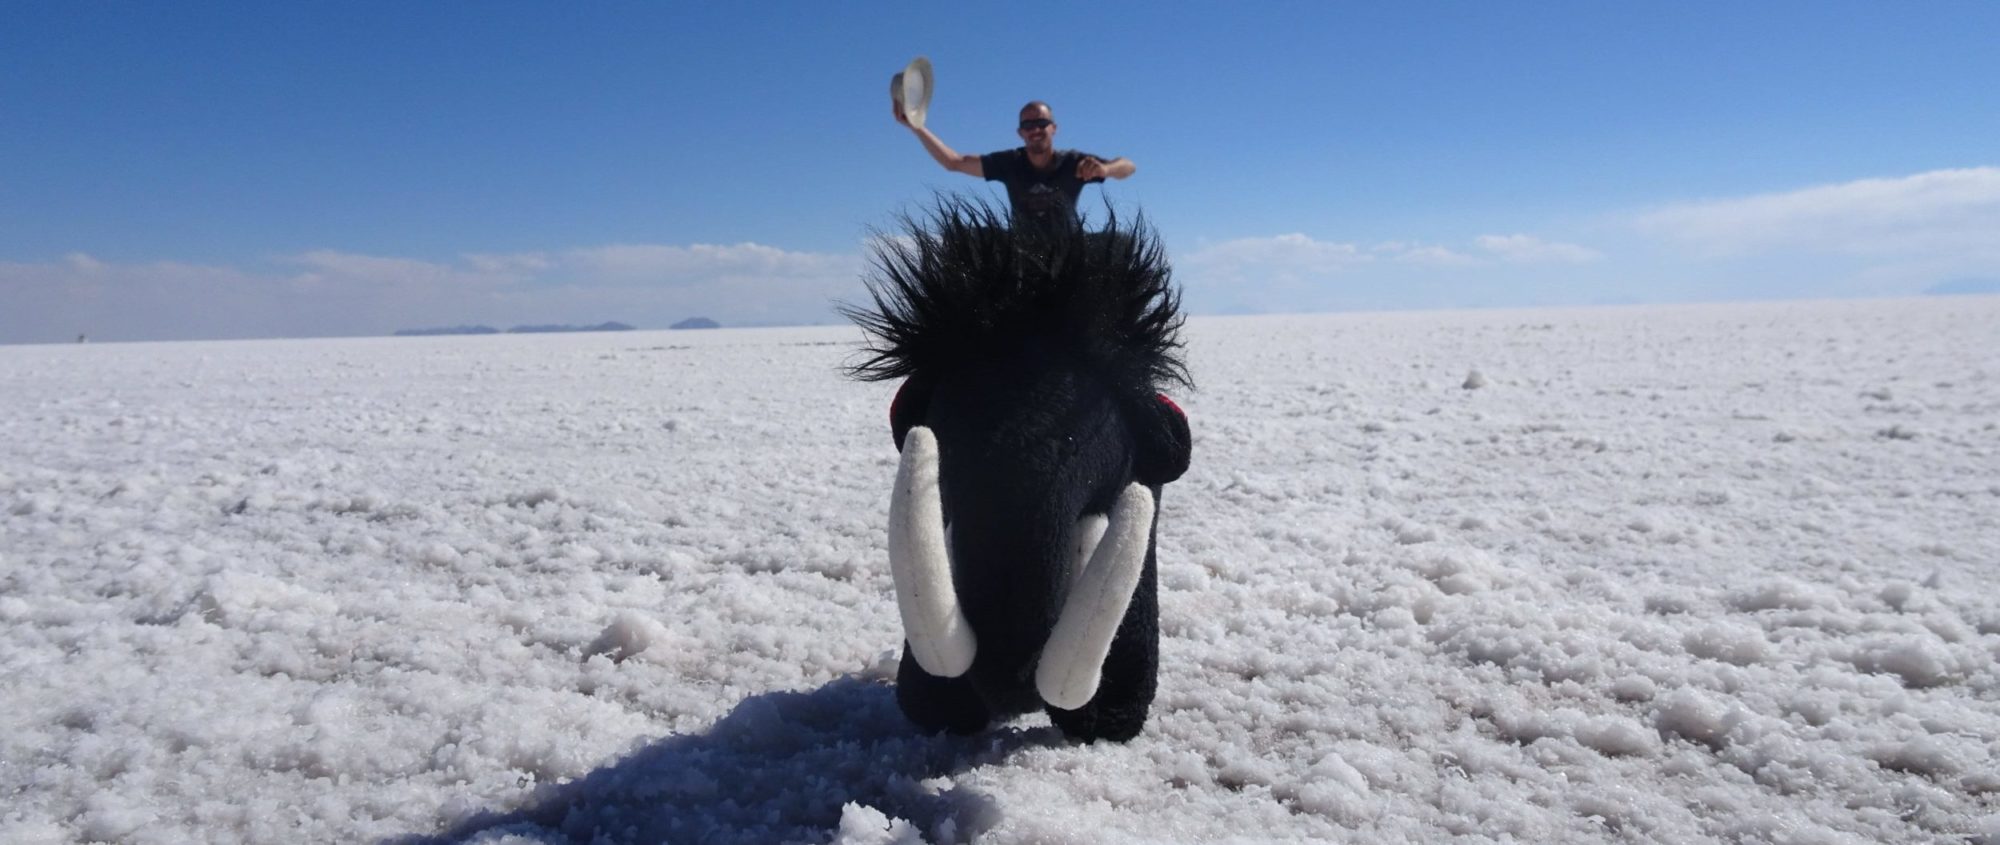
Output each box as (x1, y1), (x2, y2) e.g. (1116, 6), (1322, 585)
(1186, 231), (1600, 280)
(289, 250), (520, 294)
(463, 252), (554, 275)
(1, 255), (319, 343)
(1636, 166), (2000, 259)
(1184, 231), (1598, 284)
(1472, 234), (1601, 264)
(1177, 235), (1376, 313)
(565, 243), (857, 286)
(0, 241), (868, 343)
(1187, 233), (1372, 275)
(1177, 231), (1606, 314)
(1376, 241), (1477, 266)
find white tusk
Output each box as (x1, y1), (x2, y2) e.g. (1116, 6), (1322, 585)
(1037, 483), (1154, 710)
(1068, 513), (1109, 591)
(887, 426), (976, 677)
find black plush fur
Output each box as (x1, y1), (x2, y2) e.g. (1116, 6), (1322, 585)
(842, 198), (1190, 743)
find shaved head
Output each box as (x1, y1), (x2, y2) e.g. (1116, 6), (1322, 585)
(1015, 101), (1057, 153)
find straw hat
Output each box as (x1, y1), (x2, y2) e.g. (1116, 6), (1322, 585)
(891, 56), (934, 129)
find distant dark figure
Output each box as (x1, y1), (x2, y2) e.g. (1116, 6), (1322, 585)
(842, 197), (1191, 743)
(897, 99), (1135, 231)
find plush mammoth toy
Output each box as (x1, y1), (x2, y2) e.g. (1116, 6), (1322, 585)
(843, 199), (1191, 742)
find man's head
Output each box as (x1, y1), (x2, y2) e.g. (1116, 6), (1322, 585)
(1017, 101), (1056, 154)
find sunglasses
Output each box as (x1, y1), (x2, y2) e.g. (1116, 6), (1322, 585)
(1018, 119), (1053, 131)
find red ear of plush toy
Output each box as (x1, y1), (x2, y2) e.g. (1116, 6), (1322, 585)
(1133, 392), (1191, 486)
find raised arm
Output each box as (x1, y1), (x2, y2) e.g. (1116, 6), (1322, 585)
(1077, 156), (1136, 181)
(896, 102), (983, 178)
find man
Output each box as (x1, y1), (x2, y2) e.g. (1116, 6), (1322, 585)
(896, 99), (1136, 228)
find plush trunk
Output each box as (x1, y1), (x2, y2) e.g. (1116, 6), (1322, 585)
(924, 345), (1134, 718)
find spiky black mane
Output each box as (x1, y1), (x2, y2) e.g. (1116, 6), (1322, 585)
(841, 197), (1190, 393)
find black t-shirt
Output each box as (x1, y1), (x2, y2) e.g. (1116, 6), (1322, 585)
(981, 148), (1106, 226)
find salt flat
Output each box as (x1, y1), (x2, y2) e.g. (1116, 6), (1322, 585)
(3, 296), (1997, 844)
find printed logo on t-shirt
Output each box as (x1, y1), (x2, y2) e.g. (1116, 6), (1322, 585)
(1022, 183), (1061, 217)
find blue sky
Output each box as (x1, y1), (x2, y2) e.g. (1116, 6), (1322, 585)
(3, 2), (1996, 343)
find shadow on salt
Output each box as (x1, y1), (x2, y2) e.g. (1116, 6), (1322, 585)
(393, 675), (1049, 844)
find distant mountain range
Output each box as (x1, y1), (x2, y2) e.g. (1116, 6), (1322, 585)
(393, 322), (635, 337)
